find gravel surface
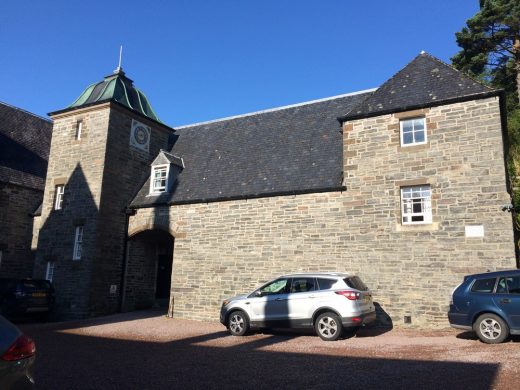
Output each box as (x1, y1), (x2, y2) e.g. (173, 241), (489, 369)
(19, 309), (520, 389)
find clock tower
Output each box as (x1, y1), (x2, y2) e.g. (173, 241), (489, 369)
(34, 67), (174, 319)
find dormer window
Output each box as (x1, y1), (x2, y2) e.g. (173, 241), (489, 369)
(151, 165), (169, 193)
(149, 150), (184, 195)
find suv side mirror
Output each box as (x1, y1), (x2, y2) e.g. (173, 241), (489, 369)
(254, 291), (263, 297)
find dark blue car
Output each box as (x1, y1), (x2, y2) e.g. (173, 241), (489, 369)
(448, 269), (520, 343)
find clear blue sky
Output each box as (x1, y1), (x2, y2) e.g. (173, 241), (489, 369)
(0, 1), (479, 127)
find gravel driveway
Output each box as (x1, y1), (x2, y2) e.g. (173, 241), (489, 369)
(19, 309), (520, 389)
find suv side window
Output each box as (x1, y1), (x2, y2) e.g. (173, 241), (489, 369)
(471, 278), (497, 293)
(497, 276), (520, 294)
(290, 278), (316, 293)
(316, 278), (337, 290)
(260, 278), (288, 295)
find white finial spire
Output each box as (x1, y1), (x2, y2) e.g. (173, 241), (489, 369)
(420, 50), (426, 54)
(114, 45), (124, 74)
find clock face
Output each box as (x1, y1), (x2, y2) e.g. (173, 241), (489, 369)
(134, 126), (149, 145)
(130, 120), (151, 152)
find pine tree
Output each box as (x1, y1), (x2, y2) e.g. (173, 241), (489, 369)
(452, 0), (520, 105)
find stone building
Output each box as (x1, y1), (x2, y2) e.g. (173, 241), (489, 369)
(32, 52), (516, 326)
(0, 102), (52, 278)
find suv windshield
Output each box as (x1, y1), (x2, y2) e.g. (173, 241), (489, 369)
(344, 276), (368, 291)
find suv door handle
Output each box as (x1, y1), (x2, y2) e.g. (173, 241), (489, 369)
(275, 298), (285, 301)
(308, 295), (316, 298)
(500, 298), (511, 304)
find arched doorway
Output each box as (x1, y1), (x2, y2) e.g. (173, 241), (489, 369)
(123, 229), (174, 311)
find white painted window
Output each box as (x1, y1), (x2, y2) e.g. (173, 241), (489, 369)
(73, 226), (83, 260)
(150, 165), (169, 193)
(400, 117), (426, 146)
(401, 185), (432, 224)
(45, 261), (55, 282)
(54, 185), (65, 210)
(75, 121), (83, 140)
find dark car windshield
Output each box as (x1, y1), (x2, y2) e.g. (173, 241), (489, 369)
(344, 276), (368, 291)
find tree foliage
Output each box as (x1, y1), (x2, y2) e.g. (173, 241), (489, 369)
(452, 0), (520, 256)
(452, 0), (520, 103)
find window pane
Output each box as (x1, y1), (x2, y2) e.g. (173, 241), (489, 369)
(402, 121), (413, 132)
(261, 279), (288, 295)
(317, 278), (336, 290)
(290, 278), (315, 293)
(413, 118), (425, 130)
(403, 132), (414, 144)
(471, 278), (496, 293)
(415, 130), (425, 143)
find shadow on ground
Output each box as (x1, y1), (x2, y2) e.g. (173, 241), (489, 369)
(20, 311), (500, 390)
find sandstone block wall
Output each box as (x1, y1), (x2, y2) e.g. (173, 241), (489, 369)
(34, 103), (172, 318)
(128, 97), (515, 328)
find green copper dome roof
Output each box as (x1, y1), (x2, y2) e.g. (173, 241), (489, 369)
(68, 68), (161, 123)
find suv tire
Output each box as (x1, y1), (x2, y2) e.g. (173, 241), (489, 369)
(315, 312), (343, 341)
(228, 310), (249, 336)
(474, 313), (509, 344)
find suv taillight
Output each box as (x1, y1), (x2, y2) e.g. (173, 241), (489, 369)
(1, 335), (36, 361)
(335, 290), (360, 300)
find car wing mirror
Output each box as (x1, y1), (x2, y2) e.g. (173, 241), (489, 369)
(254, 290), (263, 297)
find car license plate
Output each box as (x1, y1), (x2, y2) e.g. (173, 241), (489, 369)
(32, 292), (46, 297)
(364, 295), (371, 302)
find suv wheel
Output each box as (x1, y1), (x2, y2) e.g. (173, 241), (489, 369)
(474, 313), (509, 344)
(228, 310), (249, 336)
(315, 312), (343, 341)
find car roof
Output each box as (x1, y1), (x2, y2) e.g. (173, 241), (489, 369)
(279, 272), (352, 278)
(470, 269), (520, 279)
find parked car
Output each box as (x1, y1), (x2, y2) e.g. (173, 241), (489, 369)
(0, 279), (55, 318)
(448, 269), (520, 344)
(220, 272), (376, 341)
(0, 315), (36, 389)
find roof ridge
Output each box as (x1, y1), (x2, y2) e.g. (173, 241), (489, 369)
(0, 101), (52, 123)
(174, 88), (377, 129)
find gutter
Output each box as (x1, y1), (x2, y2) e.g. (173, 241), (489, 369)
(129, 185), (347, 210)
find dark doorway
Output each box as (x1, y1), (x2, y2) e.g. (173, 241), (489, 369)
(125, 229), (174, 311)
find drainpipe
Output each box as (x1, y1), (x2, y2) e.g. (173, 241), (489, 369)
(119, 207), (137, 312)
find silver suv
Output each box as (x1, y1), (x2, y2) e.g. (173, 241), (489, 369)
(220, 272), (376, 341)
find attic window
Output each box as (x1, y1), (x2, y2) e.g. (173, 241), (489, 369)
(150, 165), (169, 193)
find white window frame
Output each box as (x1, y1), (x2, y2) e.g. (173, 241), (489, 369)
(400, 117), (427, 147)
(401, 185), (432, 225)
(54, 185), (65, 210)
(75, 120), (83, 140)
(45, 261), (55, 282)
(150, 164), (169, 194)
(73, 226), (83, 260)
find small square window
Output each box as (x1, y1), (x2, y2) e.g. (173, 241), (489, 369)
(54, 185), (65, 210)
(150, 165), (169, 193)
(400, 117), (426, 146)
(73, 225), (83, 260)
(401, 185), (432, 224)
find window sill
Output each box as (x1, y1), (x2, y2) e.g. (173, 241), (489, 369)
(395, 222), (439, 232)
(398, 142), (429, 152)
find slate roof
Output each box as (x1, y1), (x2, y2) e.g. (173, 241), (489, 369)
(339, 52), (497, 121)
(130, 90), (372, 207)
(0, 102), (52, 190)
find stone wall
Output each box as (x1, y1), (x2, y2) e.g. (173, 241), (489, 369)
(34, 103), (172, 318)
(0, 182), (42, 278)
(128, 96), (515, 328)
